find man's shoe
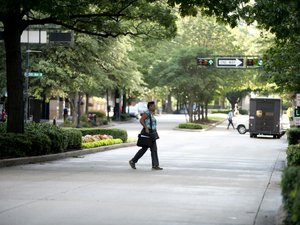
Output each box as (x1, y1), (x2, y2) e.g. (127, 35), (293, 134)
(152, 166), (163, 170)
(129, 160), (136, 169)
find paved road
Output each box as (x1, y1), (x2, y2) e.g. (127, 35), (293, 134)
(0, 114), (287, 225)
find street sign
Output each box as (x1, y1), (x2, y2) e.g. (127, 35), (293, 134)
(216, 57), (245, 68)
(295, 107), (300, 117)
(24, 72), (43, 77)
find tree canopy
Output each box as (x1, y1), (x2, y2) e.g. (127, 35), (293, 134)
(1, 0), (300, 132)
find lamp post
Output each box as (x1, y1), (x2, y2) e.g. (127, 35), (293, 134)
(24, 49), (41, 122)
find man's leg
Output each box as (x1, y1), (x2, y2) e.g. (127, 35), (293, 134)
(150, 142), (159, 167)
(131, 147), (148, 163)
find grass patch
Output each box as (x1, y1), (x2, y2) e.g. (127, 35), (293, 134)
(178, 117), (224, 130)
(178, 123), (203, 129)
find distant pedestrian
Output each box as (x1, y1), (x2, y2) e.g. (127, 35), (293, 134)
(227, 110), (235, 129)
(1, 109), (6, 122)
(63, 107), (68, 122)
(129, 101), (163, 170)
(234, 103), (239, 116)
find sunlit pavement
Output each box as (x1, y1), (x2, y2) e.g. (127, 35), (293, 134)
(0, 114), (287, 225)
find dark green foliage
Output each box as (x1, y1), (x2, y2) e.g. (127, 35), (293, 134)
(25, 132), (51, 156)
(0, 133), (28, 158)
(239, 109), (248, 115)
(281, 167), (300, 225)
(287, 128), (300, 145)
(63, 129), (82, 150)
(25, 123), (65, 153)
(287, 144), (300, 167)
(79, 128), (128, 142)
(178, 123), (203, 129)
(0, 122), (6, 133)
(0, 122), (83, 158)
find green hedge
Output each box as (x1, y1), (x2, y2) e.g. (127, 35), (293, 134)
(287, 144), (300, 167)
(0, 133), (29, 158)
(0, 132), (52, 158)
(178, 123), (203, 129)
(79, 128), (127, 142)
(25, 123), (66, 153)
(0, 122), (6, 133)
(82, 138), (123, 149)
(63, 129), (82, 150)
(0, 123), (83, 158)
(281, 167), (300, 225)
(287, 128), (300, 145)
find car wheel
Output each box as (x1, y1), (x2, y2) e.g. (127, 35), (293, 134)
(237, 125), (247, 134)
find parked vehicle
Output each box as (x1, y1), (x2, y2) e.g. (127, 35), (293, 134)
(248, 98), (283, 138)
(236, 98), (286, 138)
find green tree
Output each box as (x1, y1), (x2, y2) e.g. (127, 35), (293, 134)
(260, 41), (300, 93)
(0, 0), (177, 133)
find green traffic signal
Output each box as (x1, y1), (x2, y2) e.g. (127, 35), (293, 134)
(246, 58), (263, 67)
(197, 58), (214, 66)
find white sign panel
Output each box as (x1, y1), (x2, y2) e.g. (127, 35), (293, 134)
(216, 57), (245, 68)
(296, 93), (300, 106)
(294, 117), (300, 126)
(21, 30), (47, 44)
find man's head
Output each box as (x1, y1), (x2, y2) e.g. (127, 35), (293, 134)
(147, 101), (155, 111)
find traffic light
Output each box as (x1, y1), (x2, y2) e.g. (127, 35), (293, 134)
(197, 58), (214, 66)
(246, 59), (255, 66)
(246, 57), (263, 67)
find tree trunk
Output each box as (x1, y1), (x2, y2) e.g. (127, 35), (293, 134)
(85, 93), (89, 114)
(76, 92), (81, 128)
(3, 17), (24, 133)
(122, 91), (126, 114)
(205, 101), (208, 120)
(166, 94), (172, 113)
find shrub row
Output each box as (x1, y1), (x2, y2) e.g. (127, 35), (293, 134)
(0, 123), (128, 159)
(178, 123), (203, 129)
(0, 123), (82, 159)
(287, 128), (300, 145)
(82, 138), (123, 149)
(79, 128), (127, 142)
(282, 167), (300, 225)
(282, 128), (300, 225)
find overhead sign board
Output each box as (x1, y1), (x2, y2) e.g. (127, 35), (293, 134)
(21, 30), (47, 44)
(216, 57), (245, 68)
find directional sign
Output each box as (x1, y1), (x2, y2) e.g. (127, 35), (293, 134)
(216, 57), (245, 68)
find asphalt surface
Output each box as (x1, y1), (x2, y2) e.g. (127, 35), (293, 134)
(0, 114), (288, 225)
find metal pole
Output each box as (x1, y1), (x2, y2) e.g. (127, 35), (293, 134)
(24, 44), (30, 122)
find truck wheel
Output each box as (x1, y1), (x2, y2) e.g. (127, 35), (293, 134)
(237, 125), (247, 134)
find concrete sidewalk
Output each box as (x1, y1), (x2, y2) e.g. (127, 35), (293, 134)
(0, 119), (287, 225)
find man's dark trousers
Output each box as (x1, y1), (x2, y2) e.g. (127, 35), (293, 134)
(131, 141), (159, 167)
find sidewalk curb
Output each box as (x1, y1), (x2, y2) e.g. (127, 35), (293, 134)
(0, 142), (136, 168)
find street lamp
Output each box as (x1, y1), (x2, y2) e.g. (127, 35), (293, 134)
(24, 49), (41, 122)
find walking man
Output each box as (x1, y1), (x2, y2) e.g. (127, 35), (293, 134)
(227, 110), (235, 129)
(129, 101), (163, 170)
